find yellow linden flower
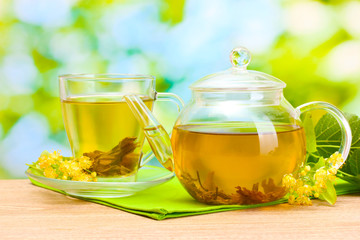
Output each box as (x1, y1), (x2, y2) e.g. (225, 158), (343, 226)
(38, 160), (50, 169)
(295, 179), (304, 189)
(328, 167), (337, 175)
(38, 155), (56, 169)
(296, 196), (305, 205)
(59, 161), (68, 172)
(288, 195), (295, 205)
(329, 175), (337, 182)
(297, 186), (304, 195)
(38, 154), (47, 163)
(312, 185), (320, 193)
(303, 185), (312, 196)
(49, 150), (62, 161)
(282, 174), (297, 188)
(315, 180), (326, 189)
(44, 167), (57, 178)
(78, 156), (92, 169)
(327, 152), (343, 166)
(69, 162), (82, 176)
(73, 173), (91, 182)
(315, 168), (327, 181)
(282, 152), (342, 206)
(35, 150), (97, 182)
(296, 196), (312, 206)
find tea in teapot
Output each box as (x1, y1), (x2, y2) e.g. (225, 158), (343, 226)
(172, 124), (305, 204)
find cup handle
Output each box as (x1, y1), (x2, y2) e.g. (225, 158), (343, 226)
(139, 92), (184, 168)
(296, 101), (352, 169)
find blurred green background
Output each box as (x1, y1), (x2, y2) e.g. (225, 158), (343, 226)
(0, 0), (360, 178)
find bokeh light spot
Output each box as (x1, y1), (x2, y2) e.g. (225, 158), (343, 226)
(341, 1), (360, 38)
(319, 40), (360, 82)
(0, 53), (38, 95)
(13, 0), (74, 27)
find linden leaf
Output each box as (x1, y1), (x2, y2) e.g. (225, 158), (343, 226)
(338, 174), (360, 186)
(315, 113), (360, 158)
(348, 149), (360, 175)
(319, 179), (337, 205)
(314, 157), (326, 170)
(338, 149), (360, 184)
(26, 164), (44, 177)
(315, 112), (360, 183)
(303, 112), (317, 153)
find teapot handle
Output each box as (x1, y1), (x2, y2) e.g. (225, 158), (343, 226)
(124, 93), (184, 172)
(156, 92), (185, 111)
(296, 101), (352, 169)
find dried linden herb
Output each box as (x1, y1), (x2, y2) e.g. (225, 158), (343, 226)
(84, 137), (140, 177)
(179, 171), (286, 205)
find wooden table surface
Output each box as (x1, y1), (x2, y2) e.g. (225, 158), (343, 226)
(1, 180), (360, 239)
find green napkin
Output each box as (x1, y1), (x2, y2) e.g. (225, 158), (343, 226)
(29, 176), (360, 220)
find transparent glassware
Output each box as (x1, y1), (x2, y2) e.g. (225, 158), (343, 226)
(26, 166), (174, 198)
(59, 74), (183, 179)
(125, 48), (352, 205)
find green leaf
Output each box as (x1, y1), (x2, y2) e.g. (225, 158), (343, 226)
(348, 148), (360, 175)
(314, 157), (326, 170)
(337, 148), (360, 183)
(306, 151), (321, 164)
(26, 164), (45, 177)
(338, 173), (360, 186)
(310, 112), (360, 187)
(315, 113), (360, 157)
(315, 113), (360, 177)
(303, 112), (317, 153)
(319, 179), (337, 205)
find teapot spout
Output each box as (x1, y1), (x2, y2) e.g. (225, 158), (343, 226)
(124, 95), (174, 172)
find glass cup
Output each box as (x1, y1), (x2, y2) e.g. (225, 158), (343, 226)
(59, 74), (183, 179)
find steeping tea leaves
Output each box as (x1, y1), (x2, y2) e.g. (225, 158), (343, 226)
(171, 123), (306, 204)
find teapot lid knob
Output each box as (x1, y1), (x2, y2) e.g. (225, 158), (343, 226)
(230, 47), (251, 69)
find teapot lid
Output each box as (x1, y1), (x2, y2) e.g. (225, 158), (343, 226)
(190, 47), (286, 91)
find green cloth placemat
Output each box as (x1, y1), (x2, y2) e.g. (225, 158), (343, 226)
(28, 176), (360, 220)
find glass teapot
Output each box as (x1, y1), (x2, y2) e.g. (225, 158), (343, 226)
(124, 47), (352, 205)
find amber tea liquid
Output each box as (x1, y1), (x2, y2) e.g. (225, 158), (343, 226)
(171, 123), (306, 204)
(61, 96), (153, 177)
